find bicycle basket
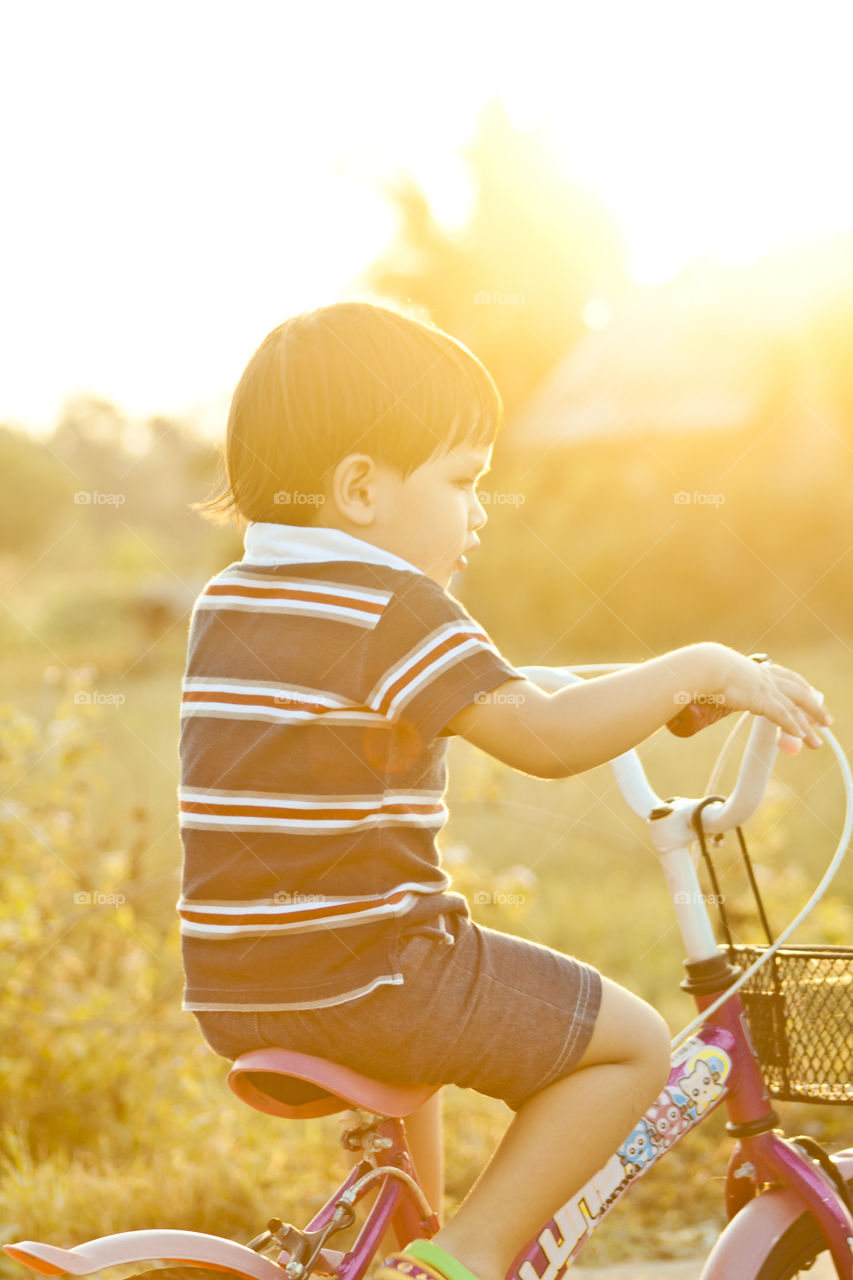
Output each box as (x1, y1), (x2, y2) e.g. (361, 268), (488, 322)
(727, 944), (853, 1104)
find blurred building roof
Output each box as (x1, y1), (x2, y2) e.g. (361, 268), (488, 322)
(511, 238), (853, 445)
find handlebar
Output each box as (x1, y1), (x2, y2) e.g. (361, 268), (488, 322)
(695, 715), (778, 832)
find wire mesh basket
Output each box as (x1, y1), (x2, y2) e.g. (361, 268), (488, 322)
(728, 944), (853, 1104)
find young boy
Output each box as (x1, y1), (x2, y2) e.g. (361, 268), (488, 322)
(179, 301), (829, 1280)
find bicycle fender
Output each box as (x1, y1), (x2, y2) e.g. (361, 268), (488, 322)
(699, 1150), (853, 1280)
(3, 1229), (288, 1279)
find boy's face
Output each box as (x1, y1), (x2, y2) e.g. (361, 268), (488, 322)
(369, 443), (492, 588)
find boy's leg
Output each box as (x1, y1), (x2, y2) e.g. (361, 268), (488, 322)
(404, 1088), (444, 1218)
(429, 977), (671, 1280)
(359, 1089), (444, 1257)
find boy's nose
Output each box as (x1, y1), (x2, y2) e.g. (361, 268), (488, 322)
(471, 493), (487, 529)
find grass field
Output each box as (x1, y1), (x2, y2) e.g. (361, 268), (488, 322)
(2, 638), (852, 1275)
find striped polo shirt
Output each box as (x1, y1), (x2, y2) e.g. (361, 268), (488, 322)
(178, 522), (520, 1011)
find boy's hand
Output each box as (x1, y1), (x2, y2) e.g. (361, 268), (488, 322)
(701, 644), (830, 750)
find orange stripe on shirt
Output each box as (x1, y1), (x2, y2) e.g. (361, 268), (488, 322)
(378, 629), (487, 714)
(204, 583), (385, 614)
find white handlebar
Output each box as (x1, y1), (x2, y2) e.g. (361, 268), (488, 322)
(695, 715), (778, 833)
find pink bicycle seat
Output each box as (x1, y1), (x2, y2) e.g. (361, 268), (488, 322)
(227, 1048), (438, 1119)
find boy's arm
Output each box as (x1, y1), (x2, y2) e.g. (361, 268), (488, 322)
(445, 643), (830, 778)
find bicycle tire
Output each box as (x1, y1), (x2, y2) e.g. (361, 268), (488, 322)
(122, 1266), (337, 1280)
(752, 1173), (853, 1279)
(121, 1263), (337, 1280)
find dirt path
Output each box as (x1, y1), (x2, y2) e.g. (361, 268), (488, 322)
(569, 1255), (836, 1278)
(569, 1264), (703, 1279)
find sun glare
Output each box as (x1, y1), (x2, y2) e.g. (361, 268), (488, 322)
(5, 1), (853, 431)
(503, 2), (853, 286)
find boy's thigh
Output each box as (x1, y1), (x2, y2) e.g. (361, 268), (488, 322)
(412, 917), (602, 1109)
(194, 917), (603, 1112)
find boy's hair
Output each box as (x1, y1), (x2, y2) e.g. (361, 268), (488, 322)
(197, 300), (504, 527)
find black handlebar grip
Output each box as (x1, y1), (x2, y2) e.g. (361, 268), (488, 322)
(666, 655), (770, 737)
(666, 701), (733, 737)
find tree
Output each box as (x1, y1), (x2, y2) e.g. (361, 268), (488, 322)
(361, 99), (627, 418)
(0, 425), (75, 554)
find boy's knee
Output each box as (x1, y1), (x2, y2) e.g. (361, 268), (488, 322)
(582, 983), (672, 1094)
(616, 1004), (671, 1114)
(578, 977), (671, 1100)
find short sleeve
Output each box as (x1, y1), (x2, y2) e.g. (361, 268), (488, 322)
(362, 572), (522, 742)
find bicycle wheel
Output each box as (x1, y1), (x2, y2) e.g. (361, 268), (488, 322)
(753, 1173), (853, 1279)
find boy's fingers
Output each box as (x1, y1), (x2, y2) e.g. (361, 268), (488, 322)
(760, 677), (825, 745)
(768, 666), (832, 724)
(757, 686), (804, 740)
(776, 693), (822, 747)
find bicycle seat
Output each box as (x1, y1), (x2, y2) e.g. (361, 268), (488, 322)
(227, 1048), (438, 1120)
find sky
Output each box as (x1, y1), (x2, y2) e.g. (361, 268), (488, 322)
(3, 0), (853, 435)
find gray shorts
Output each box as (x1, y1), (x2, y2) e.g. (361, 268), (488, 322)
(193, 914), (602, 1112)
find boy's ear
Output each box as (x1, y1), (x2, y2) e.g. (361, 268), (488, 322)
(326, 453), (379, 526)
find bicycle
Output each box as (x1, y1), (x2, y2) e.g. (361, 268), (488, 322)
(5, 666), (853, 1280)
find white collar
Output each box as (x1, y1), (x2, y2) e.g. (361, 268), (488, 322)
(243, 522), (423, 575)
